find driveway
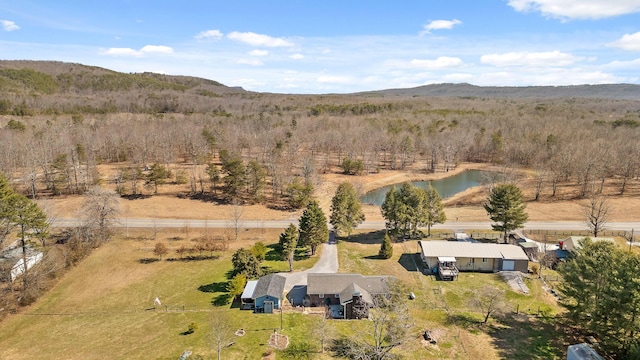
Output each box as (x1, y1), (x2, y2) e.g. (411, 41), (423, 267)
(279, 243), (338, 305)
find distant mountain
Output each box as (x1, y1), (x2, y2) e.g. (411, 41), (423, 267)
(360, 83), (640, 100)
(1, 60), (638, 108)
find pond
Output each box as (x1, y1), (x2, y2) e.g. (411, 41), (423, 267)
(360, 170), (498, 206)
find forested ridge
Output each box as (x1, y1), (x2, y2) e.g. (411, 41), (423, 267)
(1, 60), (639, 206)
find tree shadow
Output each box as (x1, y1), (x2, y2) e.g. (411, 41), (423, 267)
(447, 312), (481, 328)
(121, 194), (151, 200)
(342, 230), (386, 244)
(485, 314), (565, 359)
(198, 281), (228, 293)
(364, 255), (383, 260)
(212, 293), (233, 306)
(139, 258), (160, 264)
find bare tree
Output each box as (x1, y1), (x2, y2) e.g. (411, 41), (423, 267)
(81, 187), (121, 242)
(469, 286), (508, 324)
(229, 199), (244, 241)
(583, 192), (610, 237)
(332, 280), (413, 360)
(211, 309), (235, 360)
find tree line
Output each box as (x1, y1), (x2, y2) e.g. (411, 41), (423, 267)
(1, 83), (639, 206)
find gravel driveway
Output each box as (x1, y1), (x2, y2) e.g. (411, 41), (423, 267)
(279, 243), (338, 305)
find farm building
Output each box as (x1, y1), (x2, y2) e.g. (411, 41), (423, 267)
(241, 274), (286, 313)
(560, 236), (614, 252)
(418, 241), (529, 276)
(306, 273), (391, 319)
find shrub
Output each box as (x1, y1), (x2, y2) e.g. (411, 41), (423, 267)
(378, 233), (393, 259)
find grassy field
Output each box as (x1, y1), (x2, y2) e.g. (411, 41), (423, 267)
(0, 228), (323, 360)
(0, 228), (568, 359)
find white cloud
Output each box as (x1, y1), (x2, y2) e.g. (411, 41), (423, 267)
(227, 31), (294, 47)
(249, 49), (269, 56)
(317, 75), (353, 84)
(100, 45), (174, 57)
(610, 32), (640, 51)
(421, 19), (461, 35)
(237, 58), (263, 66)
(508, 0), (640, 20)
(1, 20), (19, 32)
(410, 56), (464, 69)
(195, 29), (223, 40)
(481, 51), (581, 66)
(289, 53), (304, 60)
(140, 45), (174, 54)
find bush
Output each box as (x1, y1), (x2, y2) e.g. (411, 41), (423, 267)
(187, 322), (198, 334)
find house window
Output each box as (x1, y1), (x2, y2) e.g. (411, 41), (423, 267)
(319, 294), (324, 298)
(482, 258), (488, 263)
(335, 294), (339, 298)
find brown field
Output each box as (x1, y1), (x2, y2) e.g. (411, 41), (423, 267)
(46, 161), (640, 225)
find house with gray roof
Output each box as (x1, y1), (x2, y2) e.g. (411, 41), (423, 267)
(306, 273), (391, 319)
(242, 274), (286, 313)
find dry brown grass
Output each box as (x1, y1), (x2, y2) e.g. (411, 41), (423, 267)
(45, 161), (640, 226)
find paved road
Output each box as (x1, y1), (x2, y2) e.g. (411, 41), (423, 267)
(53, 218), (640, 232)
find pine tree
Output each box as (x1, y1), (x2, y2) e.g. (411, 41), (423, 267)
(483, 183), (528, 242)
(423, 185), (446, 237)
(298, 200), (328, 256)
(378, 233), (393, 259)
(330, 182), (365, 238)
(279, 223), (298, 271)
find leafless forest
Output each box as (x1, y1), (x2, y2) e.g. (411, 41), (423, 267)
(1, 61), (639, 206)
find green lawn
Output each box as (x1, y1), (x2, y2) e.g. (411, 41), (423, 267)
(0, 233), (321, 359)
(336, 232), (566, 359)
(0, 230), (567, 359)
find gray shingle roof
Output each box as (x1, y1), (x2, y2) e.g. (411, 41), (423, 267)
(307, 273), (390, 298)
(252, 274), (286, 300)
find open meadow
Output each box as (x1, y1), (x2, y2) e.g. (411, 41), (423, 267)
(0, 225), (571, 359)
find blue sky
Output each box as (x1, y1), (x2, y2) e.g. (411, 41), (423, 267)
(1, 0), (639, 94)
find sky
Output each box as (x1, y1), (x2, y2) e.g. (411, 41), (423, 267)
(1, 0), (640, 94)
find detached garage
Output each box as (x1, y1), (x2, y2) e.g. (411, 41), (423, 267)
(418, 241), (529, 274)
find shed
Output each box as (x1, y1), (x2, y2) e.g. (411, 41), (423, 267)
(240, 280), (258, 310)
(518, 242), (539, 261)
(252, 274), (286, 313)
(562, 236), (614, 252)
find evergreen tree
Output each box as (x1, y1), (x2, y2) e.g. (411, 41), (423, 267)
(330, 182), (365, 238)
(0, 173), (15, 247)
(298, 200), (328, 256)
(145, 163), (170, 194)
(558, 239), (640, 358)
(378, 233), (393, 259)
(424, 185), (446, 237)
(221, 155), (245, 200)
(231, 248), (263, 278)
(483, 183), (528, 242)
(279, 223), (298, 271)
(9, 193), (48, 287)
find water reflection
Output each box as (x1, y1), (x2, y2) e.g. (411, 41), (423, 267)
(360, 170), (498, 206)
